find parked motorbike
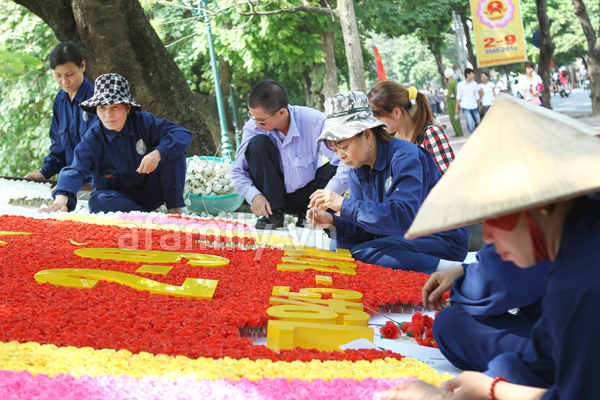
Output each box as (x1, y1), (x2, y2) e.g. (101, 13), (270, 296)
(559, 81), (571, 98)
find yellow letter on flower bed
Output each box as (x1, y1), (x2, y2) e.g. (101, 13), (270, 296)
(74, 248), (230, 267)
(283, 246), (354, 261)
(34, 268), (218, 300)
(0, 231), (33, 245)
(266, 294), (373, 351)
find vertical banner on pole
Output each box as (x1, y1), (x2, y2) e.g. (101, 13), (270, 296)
(470, 0), (527, 68)
(373, 46), (387, 82)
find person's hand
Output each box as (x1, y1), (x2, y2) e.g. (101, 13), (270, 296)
(441, 371), (493, 399)
(40, 194), (69, 213)
(309, 189), (344, 212)
(455, 107), (459, 114)
(251, 194), (272, 218)
(379, 380), (452, 400)
(422, 266), (464, 310)
(306, 208), (334, 229)
(137, 149), (161, 174)
(478, 104), (483, 113)
(25, 171), (45, 179)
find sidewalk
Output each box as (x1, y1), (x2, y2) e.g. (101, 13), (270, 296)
(440, 108), (600, 156)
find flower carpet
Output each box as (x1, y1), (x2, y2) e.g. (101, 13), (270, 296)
(0, 209), (451, 399)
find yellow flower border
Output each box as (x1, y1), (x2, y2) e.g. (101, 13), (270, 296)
(0, 341), (452, 386)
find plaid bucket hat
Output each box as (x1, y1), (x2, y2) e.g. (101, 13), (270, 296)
(316, 91), (386, 144)
(80, 73), (142, 114)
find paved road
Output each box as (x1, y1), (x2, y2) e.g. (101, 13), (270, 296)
(442, 88), (598, 155)
(551, 87), (592, 115)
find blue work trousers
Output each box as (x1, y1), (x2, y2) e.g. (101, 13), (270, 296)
(462, 108), (481, 135)
(339, 233), (469, 274)
(434, 305), (536, 371)
(88, 153), (187, 213)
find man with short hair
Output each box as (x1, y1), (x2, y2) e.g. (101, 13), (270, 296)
(232, 80), (349, 229)
(456, 68), (482, 135)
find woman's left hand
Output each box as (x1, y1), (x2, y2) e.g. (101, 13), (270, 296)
(379, 380), (452, 400)
(309, 189), (343, 212)
(137, 150), (161, 174)
(441, 371), (493, 399)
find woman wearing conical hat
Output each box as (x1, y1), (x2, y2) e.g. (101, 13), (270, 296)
(381, 94), (600, 399)
(307, 91), (469, 274)
(42, 73), (192, 214)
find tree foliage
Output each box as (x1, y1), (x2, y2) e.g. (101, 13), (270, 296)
(0, 3), (58, 177)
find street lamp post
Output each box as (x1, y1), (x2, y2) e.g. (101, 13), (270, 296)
(185, 0), (234, 159)
(229, 85), (241, 148)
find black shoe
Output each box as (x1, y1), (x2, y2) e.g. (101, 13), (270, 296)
(255, 209), (285, 230)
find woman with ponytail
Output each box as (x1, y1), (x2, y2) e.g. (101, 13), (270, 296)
(368, 81), (455, 174)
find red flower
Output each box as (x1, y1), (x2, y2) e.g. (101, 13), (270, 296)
(379, 321), (401, 339)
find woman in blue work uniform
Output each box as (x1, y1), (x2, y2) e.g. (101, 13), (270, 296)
(424, 245), (551, 372)
(42, 73), (193, 214)
(306, 91), (469, 274)
(25, 42), (97, 180)
(381, 94), (600, 400)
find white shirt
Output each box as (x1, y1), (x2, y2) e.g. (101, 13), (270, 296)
(456, 80), (480, 110)
(519, 74), (543, 100)
(478, 82), (496, 106)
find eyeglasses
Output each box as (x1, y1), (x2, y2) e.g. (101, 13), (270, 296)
(247, 110), (277, 126)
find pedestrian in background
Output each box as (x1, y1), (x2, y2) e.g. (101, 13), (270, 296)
(478, 70), (496, 118)
(442, 68), (465, 137)
(520, 62), (544, 107)
(456, 68), (482, 136)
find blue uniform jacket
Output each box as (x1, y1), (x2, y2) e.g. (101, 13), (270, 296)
(333, 138), (467, 244)
(54, 111), (193, 211)
(451, 244), (551, 320)
(486, 196), (600, 399)
(40, 77), (97, 179)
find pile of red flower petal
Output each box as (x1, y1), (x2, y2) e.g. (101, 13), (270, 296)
(401, 312), (437, 348)
(0, 215), (430, 362)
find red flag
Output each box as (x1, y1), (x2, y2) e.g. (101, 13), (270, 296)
(373, 46), (387, 82)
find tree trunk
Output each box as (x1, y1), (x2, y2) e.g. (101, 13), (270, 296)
(457, 7), (479, 77)
(571, 0), (600, 115)
(320, 28), (339, 100)
(536, 0), (555, 109)
(13, 0), (217, 155)
(428, 38), (447, 90)
(336, 0), (366, 92)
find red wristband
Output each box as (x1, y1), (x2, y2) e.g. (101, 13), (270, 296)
(489, 376), (507, 400)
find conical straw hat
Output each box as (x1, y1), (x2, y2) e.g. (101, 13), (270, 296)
(405, 93), (600, 239)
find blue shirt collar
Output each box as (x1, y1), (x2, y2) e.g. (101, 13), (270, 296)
(101, 114), (135, 142)
(59, 76), (93, 104)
